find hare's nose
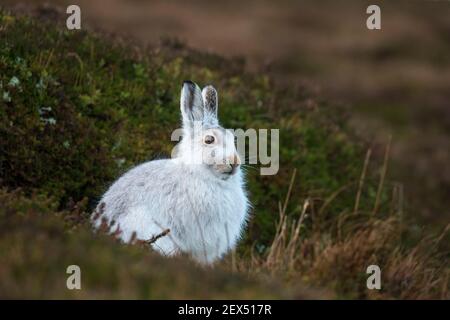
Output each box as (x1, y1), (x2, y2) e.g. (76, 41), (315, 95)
(226, 154), (240, 174)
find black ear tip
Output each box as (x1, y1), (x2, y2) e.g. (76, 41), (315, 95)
(183, 80), (195, 87)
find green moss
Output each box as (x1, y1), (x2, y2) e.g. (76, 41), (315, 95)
(0, 12), (385, 246)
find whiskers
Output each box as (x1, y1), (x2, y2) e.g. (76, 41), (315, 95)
(240, 155), (259, 173)
(240, 164), (259, 172)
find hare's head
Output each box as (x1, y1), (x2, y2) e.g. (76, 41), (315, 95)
(177, 81), (241, 180)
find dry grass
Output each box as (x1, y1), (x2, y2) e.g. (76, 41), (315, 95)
(233, 195), (449, 299)
(228, 146), (449, 299)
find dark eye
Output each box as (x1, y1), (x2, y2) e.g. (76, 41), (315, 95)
(204, 135), (215, 144)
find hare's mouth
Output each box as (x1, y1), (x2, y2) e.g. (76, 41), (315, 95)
(211, 169), (232, 180)
(212, 164), (239, 179)
(220, 172), (233, 180)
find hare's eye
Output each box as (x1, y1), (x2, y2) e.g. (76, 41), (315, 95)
(204, 135), (215, 144)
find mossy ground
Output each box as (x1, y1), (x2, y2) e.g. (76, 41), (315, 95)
(0, 11), (448, 299)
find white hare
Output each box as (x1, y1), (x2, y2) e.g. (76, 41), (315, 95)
(92, 81), (249, 264)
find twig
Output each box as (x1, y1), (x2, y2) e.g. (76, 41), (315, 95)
(354, 148), (371, 215)
(287, 199), (309, 270)
(151, 218), (182, 252)
(266, 169), (297, 268)
(373, 135), (391, 215)
(281, 168), (297, 215)
(146, 229), (170, 245)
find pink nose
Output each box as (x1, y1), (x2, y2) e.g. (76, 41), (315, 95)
(226, 154), (240, 174)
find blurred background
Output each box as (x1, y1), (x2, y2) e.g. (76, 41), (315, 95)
(5, 0), (449, 227)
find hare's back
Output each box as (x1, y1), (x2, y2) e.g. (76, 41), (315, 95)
(98, 159), (175, 218)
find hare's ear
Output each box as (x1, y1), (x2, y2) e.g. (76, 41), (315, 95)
(202, 85), (218, 122)
(180, 80), (204, 127)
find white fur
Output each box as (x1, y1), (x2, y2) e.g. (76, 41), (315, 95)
(92, 81), (249, 264)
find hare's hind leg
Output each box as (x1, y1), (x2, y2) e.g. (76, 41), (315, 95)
(119, 206), (181, 256)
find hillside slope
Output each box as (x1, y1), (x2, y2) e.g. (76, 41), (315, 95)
(0, 11), (447, 299)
